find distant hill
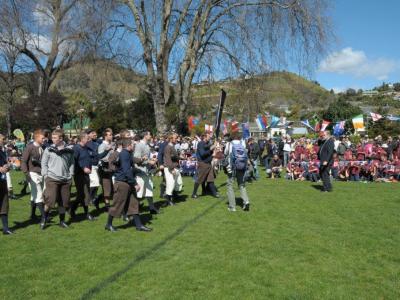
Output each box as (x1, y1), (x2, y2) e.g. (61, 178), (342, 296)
(190, 71), (335, 119)
(53, 60), (146, 101)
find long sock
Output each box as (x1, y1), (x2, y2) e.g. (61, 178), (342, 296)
(107, 214), (113, 227)
(37, 203), (45, 220)
(60, 213), (65, 222)
(159, 182), (166, 198)
(83, 205), (89, 215)
(1, 214), (9, 231)
(201, 182), (207, 195)
(208, 182), (218, 196)
(132, 214), (143, 228)
(147, 197), (156, 210)
(90, 187), (98, 201)
(30, 202), (36, 218)
(192, 183), (199, 196)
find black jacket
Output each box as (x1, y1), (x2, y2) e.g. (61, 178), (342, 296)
(197, 141), (213, 164)
(318, 138), (335, 166)
(73, 144), (91, 175)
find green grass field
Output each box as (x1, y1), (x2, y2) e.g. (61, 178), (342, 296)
(0, 171), (399, 299)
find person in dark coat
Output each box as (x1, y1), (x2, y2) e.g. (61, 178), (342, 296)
(0, 134), (13, 235)
(191, 133), (219, 198)
(318, 131), (335, 192)
(105, 139), (151, 232)
(71, 132), (95, 221)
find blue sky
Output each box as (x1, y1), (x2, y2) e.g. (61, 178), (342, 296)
(315, 0), (400, 92)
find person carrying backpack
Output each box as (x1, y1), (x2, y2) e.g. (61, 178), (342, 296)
(224, 132), (250, 212)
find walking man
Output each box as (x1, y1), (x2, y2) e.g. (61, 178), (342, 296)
(163, 133), (183, 206)
(318, 131), (335, 192)
(21, 129), (46, 222)
(0, 134), (13, 234)
(133, 131), (159, 214)
(224, 132), (250, 212)
(105, 139), (152, 232)
(41, 129), (74, 229)
(191, 133), (219, 199)
(98, 128), (114, 209)
(71, 132), (96, 221)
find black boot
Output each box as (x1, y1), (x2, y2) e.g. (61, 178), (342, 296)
(105, 215), (116, 232)
(133, 214), (152, 232)
(165, 195), (174, 206)
(1, 214), (14, 235)
(159, 182), (166, 198)
(30, 202), (38, 221)
(208, 182), (220, 198)
(191, 183), (200, 199)
(40, 211), (48, 230)
(59, 213), (69, 228)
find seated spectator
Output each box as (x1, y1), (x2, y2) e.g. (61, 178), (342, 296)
(348, 156), (361, 182)
(331, 153), (339, 180)
(270, 154), (282, 179)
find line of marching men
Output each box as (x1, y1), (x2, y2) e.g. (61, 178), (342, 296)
(0, 128), (185, 234)
(0, 128), (251, 235)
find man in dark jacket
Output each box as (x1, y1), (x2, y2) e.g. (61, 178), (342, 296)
(191, 133), (219, 199)
(318, 131), (335, 192)
(247, 138), (260, 180)
(0, 134), (13, 235)
(105, 139), (151, 232)
(72, 132), (95, 221)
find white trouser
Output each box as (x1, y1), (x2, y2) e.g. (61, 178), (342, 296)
(135, 174), (154, 198)
(164, 168), (183, 196)
(6, 172), (12, 189)
(29, 172), (44, 204)
(89, 166), (100, 188)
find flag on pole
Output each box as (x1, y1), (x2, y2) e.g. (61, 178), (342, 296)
(13, 129), (25, 141)
(188, 116), (194, 130)
(261, 115), (268, 128)
(271, 115), (280, 127)
(370, 112), (383, 122)
(321, 120), (331, 131)
(255, 115), (266, 130)
(223, 120), (229, 135)
(255, 116), (263, 130)
(352, 115), (365, 130)
(301, 119), (314, 131)
(205, 124), (214, 133)
(242, 122), (250, 139)
(387, 115), (400, 121)
(333, 121), (345, 136)
(231, 121), (240, 132)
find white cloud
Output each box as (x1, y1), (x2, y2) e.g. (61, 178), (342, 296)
(318, 47), (399, 80)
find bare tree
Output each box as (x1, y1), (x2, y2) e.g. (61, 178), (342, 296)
(113, 0), (333, 133)
(0, 0), (109, 96)
(0, 10), (26, 137)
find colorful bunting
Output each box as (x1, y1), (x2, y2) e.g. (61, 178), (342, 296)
(333, 121), (345, 136)
(321, 120), (331, 131)
(205, 124), (214, 133)
(370, 112), (383, 122)
(242, 122), (250, 139)
(352, 115), (365, 130)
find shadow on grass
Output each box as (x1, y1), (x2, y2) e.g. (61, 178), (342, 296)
(115, 213), (153, 230)
(311, 184), (324, 191)
(11, 210), (59, 231)
(80, 199), (221, 300)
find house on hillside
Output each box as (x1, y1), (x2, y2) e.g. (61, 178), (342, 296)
(362, 90), (379, 97)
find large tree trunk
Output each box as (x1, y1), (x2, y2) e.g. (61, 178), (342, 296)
(5, 100), (12, 138)
(152, 81), (168, 133)
(38, 75), (51, 96)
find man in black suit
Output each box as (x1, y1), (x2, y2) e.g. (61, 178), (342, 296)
(318, 131), (335, 192)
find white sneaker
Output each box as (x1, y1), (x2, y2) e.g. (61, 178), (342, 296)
(228, 207), (236, 212)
